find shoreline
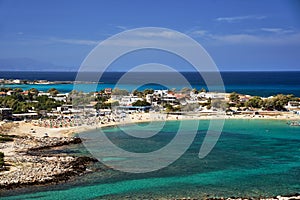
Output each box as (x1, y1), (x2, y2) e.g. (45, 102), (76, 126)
(0, 124), (99, 190)
(0, 114), (300, 193)
(4, 112), (300, 137)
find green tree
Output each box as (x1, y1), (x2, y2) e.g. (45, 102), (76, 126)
(47, 88), (59, 96)
(133, 90), (143, 98)
(0, 88), (12, 92)
(112, 88), (129, 96)
(165, 104), (174, 112)
(206, 97), (212, 109)
(13, 93), (25, 102)
(192, 88), (198, 94)
(94, 102), (102, 110)
(97, 101), (119, 109)
(229, 92), (240, 104)
(28, 88), (39, 95)
(263, 98), (275, 110)
(6, 98), (18, 109)
(132, 100), (151, 107)
(143, 89), (154, 96)
(211, 99), (227, 111)
(245, 96), (263, 108)
(272, 94), (290, 111)
(13, 88), (23, 93)
(13, 102), (30, 113)
(180, 87), (191, 94)
(0, 152), (4, 168)
(35, 95), (63, 111)
(262, 94), (295, 111)
(28, 88), (39, 100)
(71, 91), (94, 107)
(95, 96), (109, 103)
(199, 88), (207, 93)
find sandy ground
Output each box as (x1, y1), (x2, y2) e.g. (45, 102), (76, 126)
(4, 112), (300, 138)
(11, 122), (88, 137)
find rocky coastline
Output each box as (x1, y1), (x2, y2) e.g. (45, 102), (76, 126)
(0, 135), (97, 190)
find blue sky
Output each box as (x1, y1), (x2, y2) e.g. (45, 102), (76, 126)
(0, 0), (299, 71)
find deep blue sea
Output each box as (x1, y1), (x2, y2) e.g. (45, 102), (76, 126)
(0, 71), (300, 97)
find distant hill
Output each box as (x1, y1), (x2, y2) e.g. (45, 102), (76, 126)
(0, 58), (77, 71)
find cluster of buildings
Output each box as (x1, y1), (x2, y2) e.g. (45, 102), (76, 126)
(0, 90), (70, 121)
(1, 87), (300, 122)
(0, 79), (50, 85)
(0, 79), (23, 84)
(0, 90), (69, 102)
(285, 101), (300, 115)
(0, 79), (72, 85)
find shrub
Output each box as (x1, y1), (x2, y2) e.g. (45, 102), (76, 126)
(0, 152), (4, 168)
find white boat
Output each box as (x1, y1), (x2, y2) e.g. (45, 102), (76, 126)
(288, 121), (300, 126)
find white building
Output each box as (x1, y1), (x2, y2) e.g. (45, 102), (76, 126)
(153, 90), (168, 96)
(12, 79), (21, 84)
(198, 92), (227, 99)
(53, 93), (69, 102)
(161, 94), (177, 104)
(38, 92), (51, 96)
(285, 101), (300, 111)
(146, 90), (179, 106)
(119, 95), (143, 106)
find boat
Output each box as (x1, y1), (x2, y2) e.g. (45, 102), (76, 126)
(288, 121), (300, 126)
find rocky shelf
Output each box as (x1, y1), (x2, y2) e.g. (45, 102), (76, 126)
(0, 136), (98, 190)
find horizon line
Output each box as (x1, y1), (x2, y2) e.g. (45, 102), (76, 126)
(0, 70), (300, 73)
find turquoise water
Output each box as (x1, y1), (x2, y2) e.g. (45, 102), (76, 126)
(1, 119), (300, 199)
(3, 83), (300, 97)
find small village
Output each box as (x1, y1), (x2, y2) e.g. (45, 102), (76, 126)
(0, 84), (300, 124)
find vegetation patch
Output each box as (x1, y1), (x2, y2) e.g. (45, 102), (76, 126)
(0, 134), (15, 143)
(0, 152), (4, 168)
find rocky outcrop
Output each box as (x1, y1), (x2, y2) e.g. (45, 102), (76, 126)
(0, 136), (98, 190)
(10, 136), (82, 153)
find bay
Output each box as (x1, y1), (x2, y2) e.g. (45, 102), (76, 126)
(2, 119), (300, 199)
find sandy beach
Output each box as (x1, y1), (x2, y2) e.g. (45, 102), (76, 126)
(4, 111), (300, 138)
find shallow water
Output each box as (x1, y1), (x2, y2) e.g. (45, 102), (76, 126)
(1, 119), (300, 199)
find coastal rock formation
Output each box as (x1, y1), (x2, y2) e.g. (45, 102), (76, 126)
(25, 136), (82, 152)
(0, 136), (97, 189)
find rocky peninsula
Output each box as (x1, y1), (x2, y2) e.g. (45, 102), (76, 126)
(0, 124), (98, 190)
